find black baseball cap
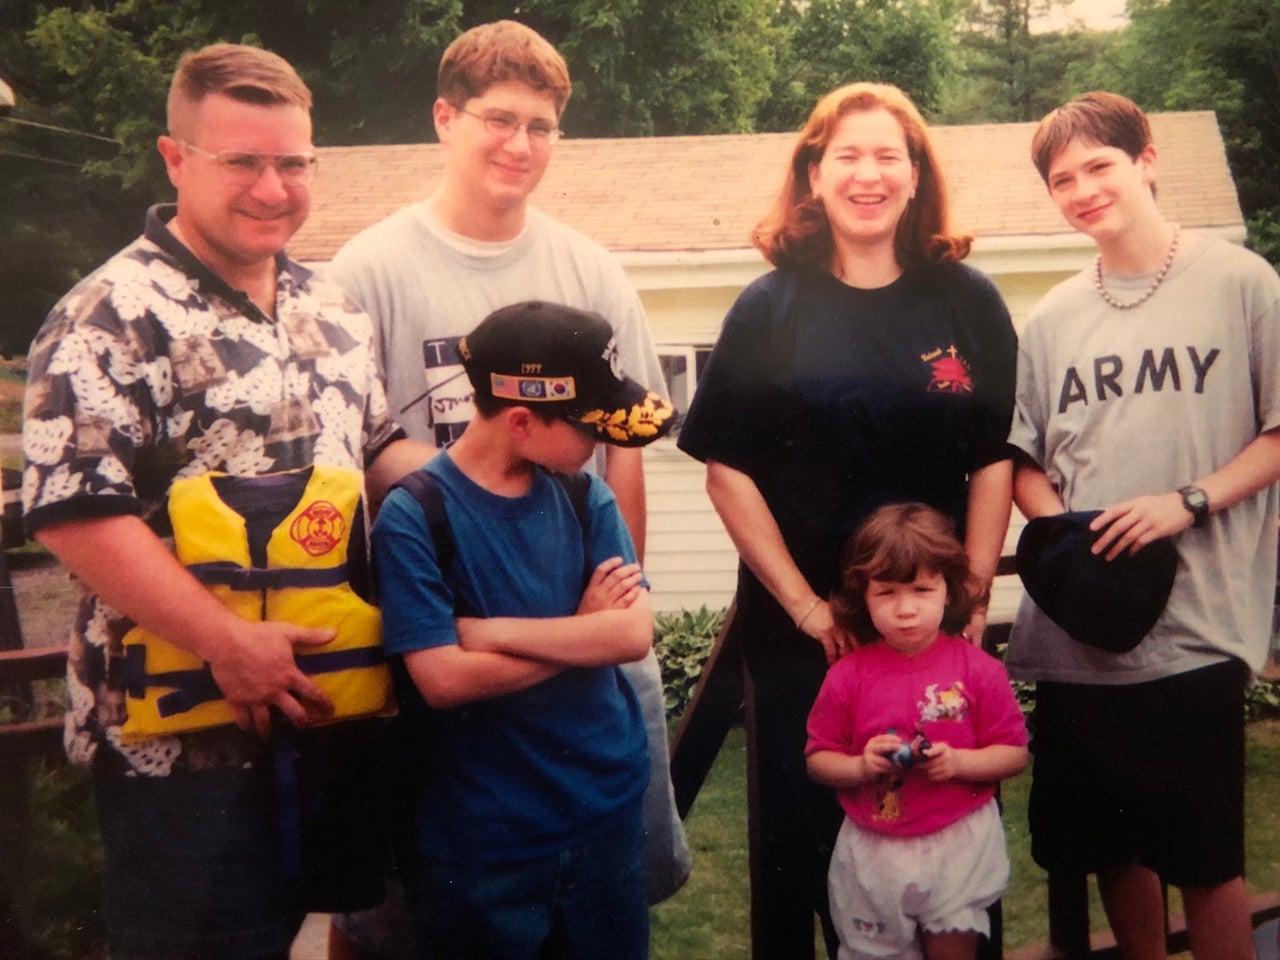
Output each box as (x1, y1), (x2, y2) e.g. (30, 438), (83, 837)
(1015, 510), (1179, 654)
(457, 300), (676, 447)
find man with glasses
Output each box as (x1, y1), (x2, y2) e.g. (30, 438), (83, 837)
(328, 18), (689, 959)
(21, 42), (425, 959)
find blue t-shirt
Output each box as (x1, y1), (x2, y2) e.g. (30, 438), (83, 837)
(373, 452), (648, 863)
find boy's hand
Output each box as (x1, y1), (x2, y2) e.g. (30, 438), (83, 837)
(919, 742), (962, 782)
(861, 733), (900, 777)
(577, 557), (643, 614)
(1090, 492), (1191, 560)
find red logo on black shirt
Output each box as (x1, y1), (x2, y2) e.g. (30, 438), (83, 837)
(290, 500), (345, 556)
(923, 345), (973, 394)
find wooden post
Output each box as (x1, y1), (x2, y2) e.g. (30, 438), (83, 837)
(668, 603), (743, 818)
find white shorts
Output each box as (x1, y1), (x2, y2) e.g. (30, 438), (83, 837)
(828, 798), (1009, 960)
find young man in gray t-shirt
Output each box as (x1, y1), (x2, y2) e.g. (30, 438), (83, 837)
(1007, 91), (1280, 958)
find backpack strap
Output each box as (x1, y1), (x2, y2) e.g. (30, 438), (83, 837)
(390, 468), (594, 596)
(389, 470), (455, 579)
(551, 470), (593, 589)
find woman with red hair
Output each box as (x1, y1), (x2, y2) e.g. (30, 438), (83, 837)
(679, 83), (1017, 959)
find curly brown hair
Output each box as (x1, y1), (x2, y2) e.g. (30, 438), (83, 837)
(830, 502), (975, 645)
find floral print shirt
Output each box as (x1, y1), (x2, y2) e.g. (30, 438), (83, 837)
(22, 205), (402, 775)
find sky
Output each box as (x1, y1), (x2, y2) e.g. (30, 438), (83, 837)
(1031, 0), (1130, 33)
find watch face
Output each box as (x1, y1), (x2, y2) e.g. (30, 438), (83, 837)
(1181, 486), (1209, 522)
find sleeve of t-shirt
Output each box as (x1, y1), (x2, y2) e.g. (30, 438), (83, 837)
(970, 651), (1029, 749)
(676, 276), (776, 477)
(581, 473), (647, 587)
(1007, 311), (1051, 467)
(1245, 250), (1280, 435)
(21, 285), (149, 535)
(593, 258), (670, 402)
(805, 657), (860, 757)
(327, 228), (395, 371)
(372, 486), (461, 655)
(958, 266), (1019, 472)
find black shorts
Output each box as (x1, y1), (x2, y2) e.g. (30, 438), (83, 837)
(1028, 658), (1247, 888)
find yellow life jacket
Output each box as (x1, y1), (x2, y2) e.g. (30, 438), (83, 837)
(119, 464), (392, 743)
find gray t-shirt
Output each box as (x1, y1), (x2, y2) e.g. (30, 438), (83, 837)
(327, 203), (667, 449)
(1007, 235), (1280, 683)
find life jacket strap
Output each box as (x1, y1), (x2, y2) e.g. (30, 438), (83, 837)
(187, 562), (350, 592)
(123, 644), (386, 718)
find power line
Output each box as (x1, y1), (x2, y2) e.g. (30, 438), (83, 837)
(0, 148), (86, 168)
(0, 115), (120, 145)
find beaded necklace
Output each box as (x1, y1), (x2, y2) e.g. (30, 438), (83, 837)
(1093, 227), (1180, 311)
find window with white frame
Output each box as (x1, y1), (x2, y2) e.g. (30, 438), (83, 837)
(656, 344), (714, 435)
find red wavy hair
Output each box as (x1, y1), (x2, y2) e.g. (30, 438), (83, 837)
(753, 82), (971, 273)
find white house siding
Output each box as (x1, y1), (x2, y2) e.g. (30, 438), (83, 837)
(641, 441), (739, 614)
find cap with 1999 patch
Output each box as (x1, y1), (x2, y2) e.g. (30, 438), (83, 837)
(457, 300), (675, 447)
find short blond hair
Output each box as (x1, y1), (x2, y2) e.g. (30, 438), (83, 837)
(438, 20), (571, 117)
(167, 43), (311, 140)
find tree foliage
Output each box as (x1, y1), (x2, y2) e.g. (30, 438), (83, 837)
(940, 0), (1108, 124)
(1072, 0), (1280, 264)
(758, 0), (960, 132)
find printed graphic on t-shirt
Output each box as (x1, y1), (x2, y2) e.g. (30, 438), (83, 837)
(402, 336), (473, 447)
(1054, 345), (1220, 414)
(918, 681), (970, 722)
(922, 344), (973, 394)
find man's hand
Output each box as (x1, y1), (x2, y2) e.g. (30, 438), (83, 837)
(207, 623), (336, 739)
(1090, 492), (1192, 560)
(578, 557), (643, 614)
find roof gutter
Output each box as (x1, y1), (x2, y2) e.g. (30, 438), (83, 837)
(611, 224), (1247, 292)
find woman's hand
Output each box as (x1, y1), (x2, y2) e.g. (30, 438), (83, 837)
(796, 598), (855, 664)
(962, 606), (988, 647)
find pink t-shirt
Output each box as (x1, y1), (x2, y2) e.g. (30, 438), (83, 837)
(806, 634), (1027, 837)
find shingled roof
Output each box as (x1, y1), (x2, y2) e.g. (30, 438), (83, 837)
(291, 111), (1243, 263)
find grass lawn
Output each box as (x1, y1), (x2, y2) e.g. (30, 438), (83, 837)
(651, 720), (1280, 958)
(0, 363), (25, 435)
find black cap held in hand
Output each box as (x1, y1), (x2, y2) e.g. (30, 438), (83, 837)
(1016, 510), (1178, 654)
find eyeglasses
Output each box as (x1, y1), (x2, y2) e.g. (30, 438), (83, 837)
(455, 106), (561, 145)
(178, 141), (318, 186)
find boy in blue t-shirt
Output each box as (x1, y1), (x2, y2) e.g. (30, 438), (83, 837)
(372, 300), (675, 959)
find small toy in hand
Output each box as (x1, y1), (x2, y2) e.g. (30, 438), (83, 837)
(884, 727), (932, 769)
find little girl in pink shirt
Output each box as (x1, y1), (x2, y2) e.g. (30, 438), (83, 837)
(807, 502), (1028, 960)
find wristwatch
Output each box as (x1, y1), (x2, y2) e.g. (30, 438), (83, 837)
(1178, 485), (1210, 527)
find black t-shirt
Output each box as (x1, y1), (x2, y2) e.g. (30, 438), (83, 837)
(678, 263), (1016, 596)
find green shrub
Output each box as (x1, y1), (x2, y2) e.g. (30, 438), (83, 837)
(654, 606), (726, 722)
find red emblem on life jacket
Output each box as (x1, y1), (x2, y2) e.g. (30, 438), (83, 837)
(926, 346), (974, 394)
(290, 500), (346, 556)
